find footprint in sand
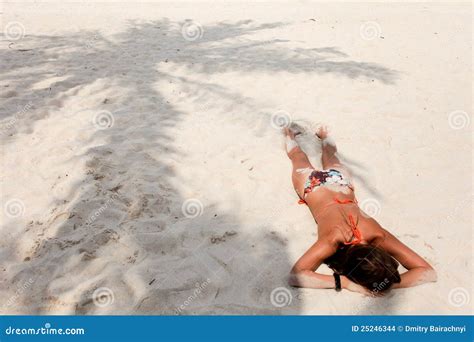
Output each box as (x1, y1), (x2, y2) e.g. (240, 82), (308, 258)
(210, 231), (237, 244)
(1, 90), (18, 98)
(77, 229), (120, 258)
(127, 196), (149, 219)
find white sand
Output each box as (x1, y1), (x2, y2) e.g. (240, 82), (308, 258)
(0, 1), (472, 314)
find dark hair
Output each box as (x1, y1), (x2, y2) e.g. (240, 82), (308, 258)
(325, 244), (401, 295)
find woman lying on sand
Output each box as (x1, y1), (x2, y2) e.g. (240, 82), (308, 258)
(285, 126), (436, 295)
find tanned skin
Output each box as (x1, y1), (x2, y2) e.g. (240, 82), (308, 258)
(284, 126), (436, 295)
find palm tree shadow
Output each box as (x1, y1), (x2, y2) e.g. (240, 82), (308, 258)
(0, 19), (398, 314)
(337, 152), (383, 200)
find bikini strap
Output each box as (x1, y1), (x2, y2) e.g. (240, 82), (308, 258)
(333, 197), (357, 205)
(343, 213), (362, 245)
(297, 196), (362, 244)
(333, 197), (362, 245)
(298, 196), (357, 206)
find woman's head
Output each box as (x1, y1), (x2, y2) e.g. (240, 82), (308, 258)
(325, 244), (401, 295)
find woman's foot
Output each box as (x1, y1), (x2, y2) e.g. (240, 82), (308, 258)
(315, 125), (329, 140)
(283, 123), (304, 138)
(316, 125), (336, 147)
(283, 127), (299, 153)
(283, 127), (296, 139)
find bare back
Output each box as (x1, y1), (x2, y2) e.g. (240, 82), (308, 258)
(304, 187), (385, 246)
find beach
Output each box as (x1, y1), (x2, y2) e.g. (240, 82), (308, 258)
(0, 1), (472, 314)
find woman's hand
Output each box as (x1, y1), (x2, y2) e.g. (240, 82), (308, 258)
(377, 228), (437, 289)
(341, 276), (374, 296)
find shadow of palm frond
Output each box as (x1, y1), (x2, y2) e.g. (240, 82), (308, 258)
(0, 19), (397, 314)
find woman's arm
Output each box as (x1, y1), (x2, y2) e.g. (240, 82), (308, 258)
(288, 238), (366, 293)
(377, 228), (437, 289)
(289, 238), (381, 295)
(288, 239), (337, 289)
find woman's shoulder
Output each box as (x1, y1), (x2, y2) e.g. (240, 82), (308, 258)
(360, 217), (387, 243)
(317, 223), (346, 246)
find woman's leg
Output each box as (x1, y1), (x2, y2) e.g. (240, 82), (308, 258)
(284, 128), (315, 199)
(315, 125), (353, 178)
(315, 126), (342, 169)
